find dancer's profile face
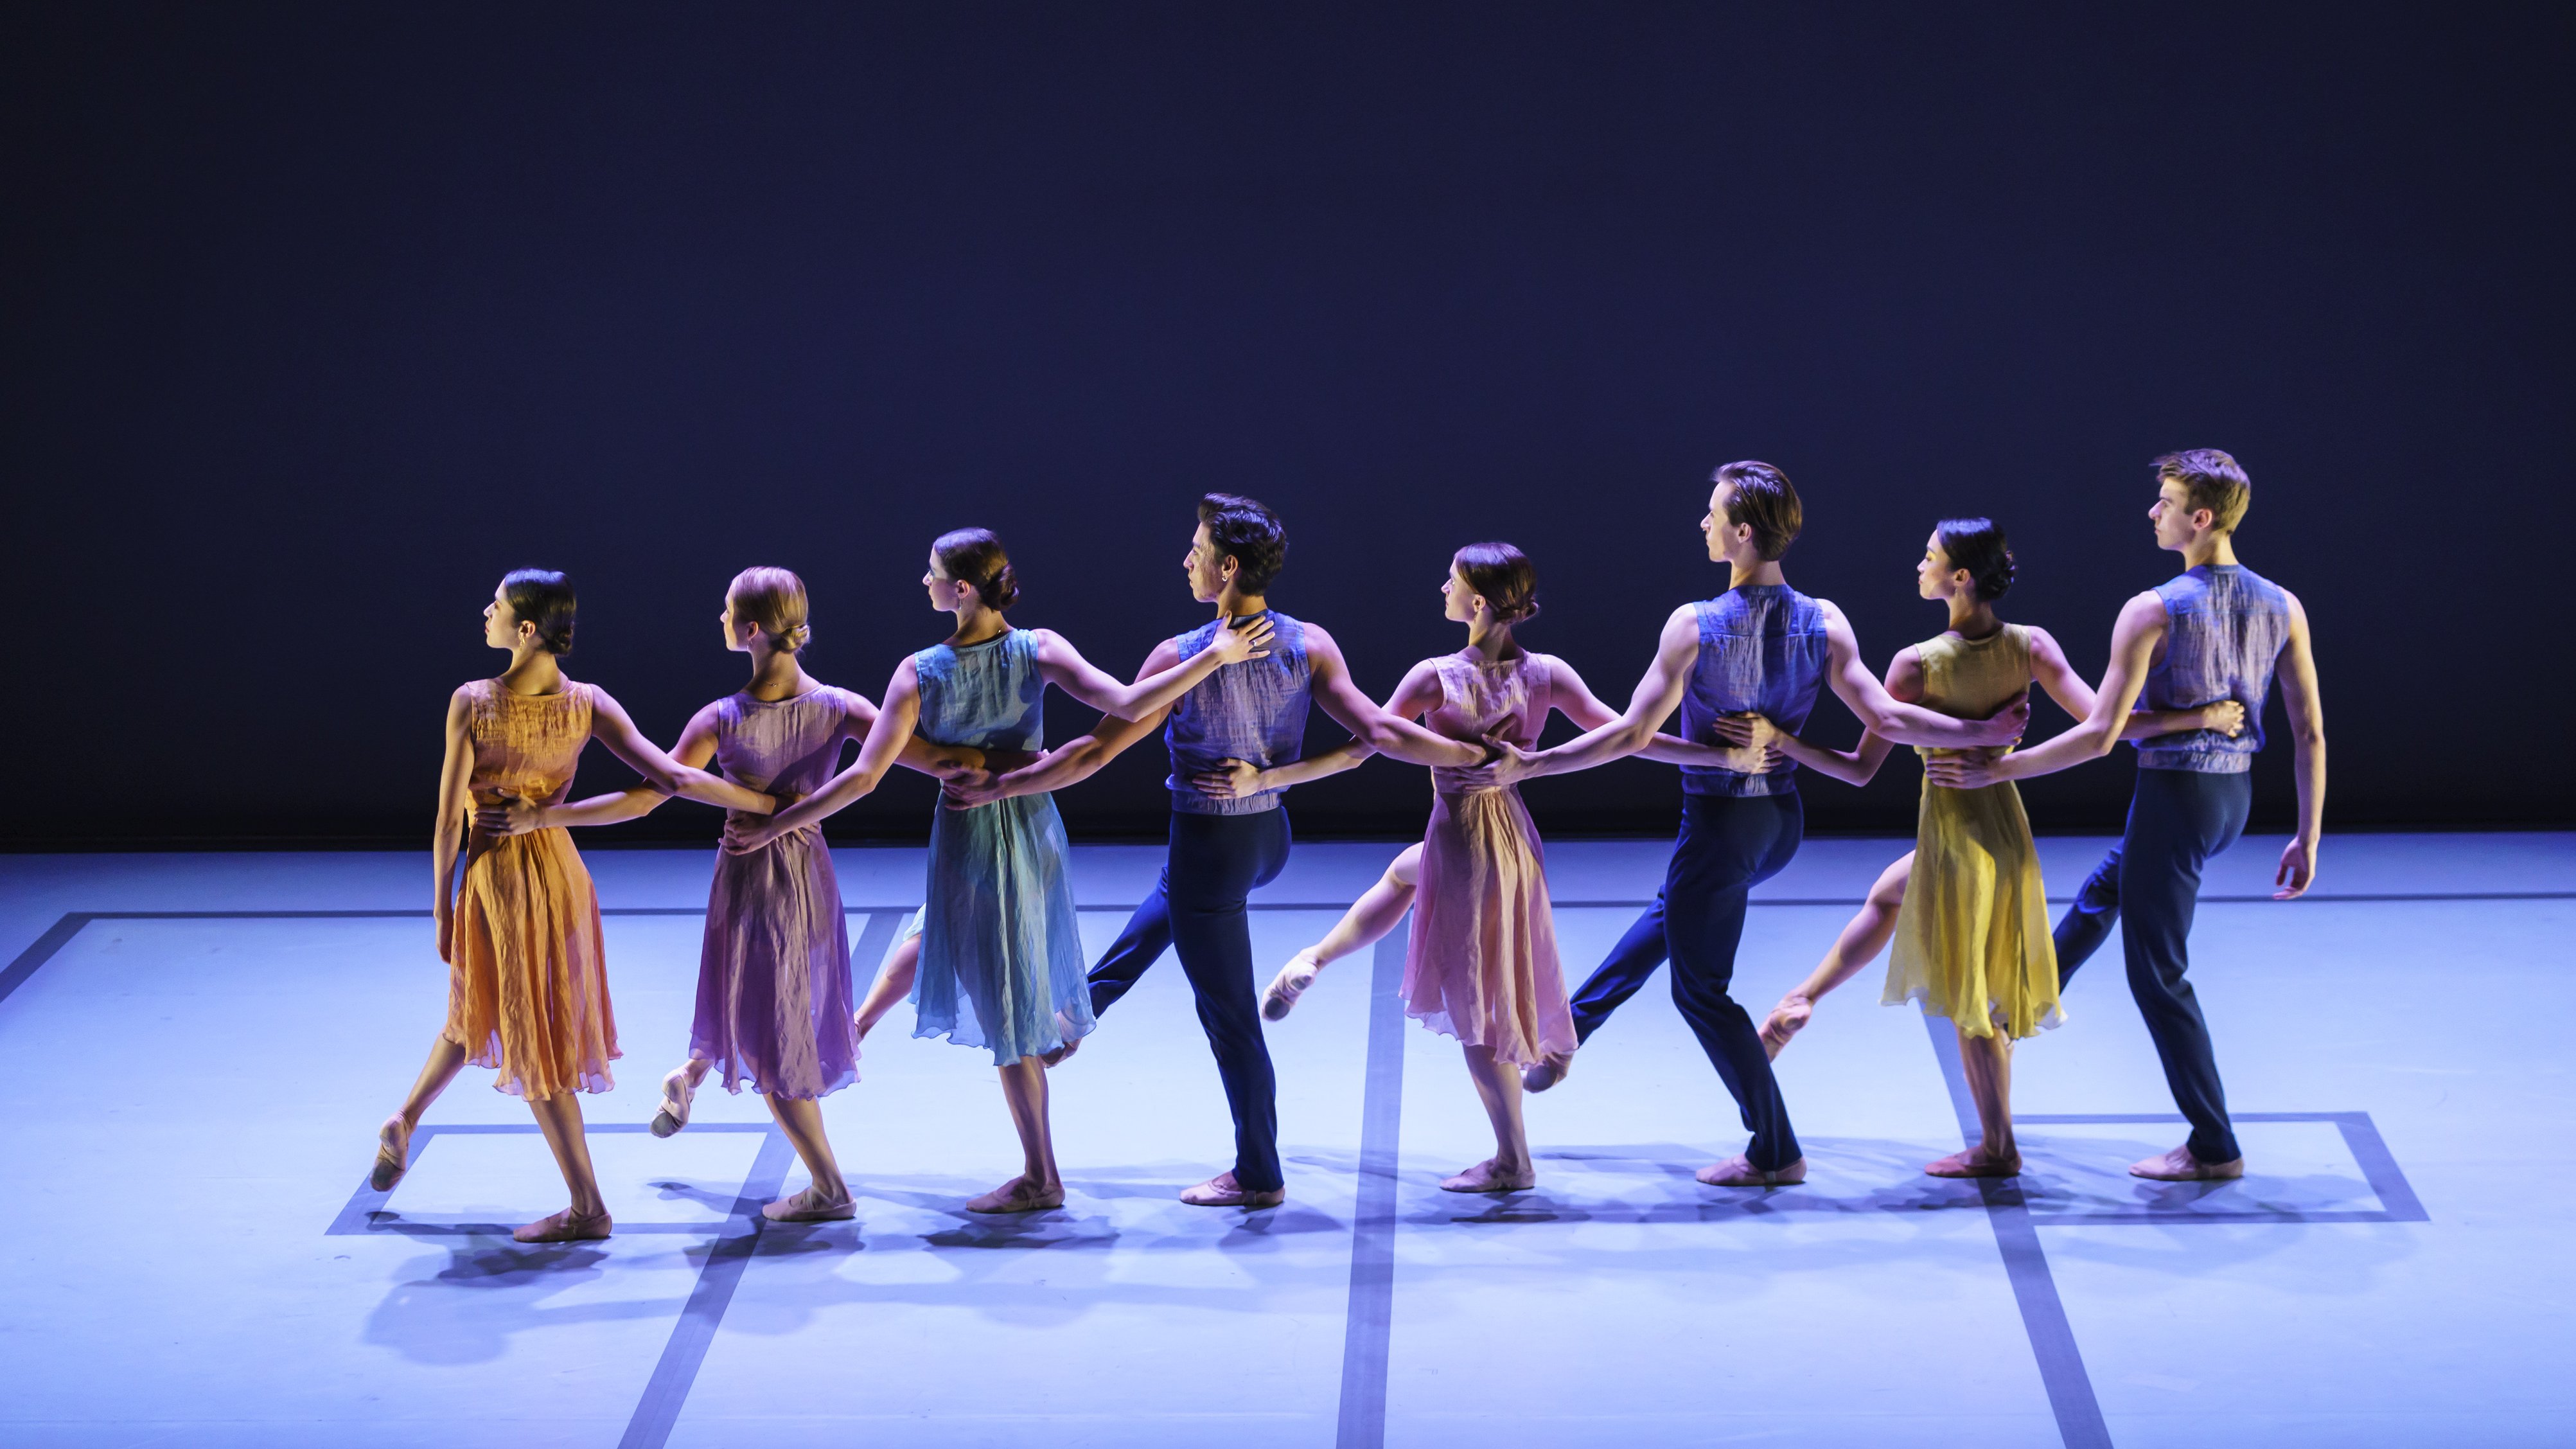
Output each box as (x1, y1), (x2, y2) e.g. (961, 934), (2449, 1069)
(482, 585), (524, 650)
(1703, 483), (1742, 562)
(720, 596), (752, 652)
(2147, 479), (2203, 552)
(1442, 564), (1479, 624)
(1183, 523), (1230, 603)
(923, 552), (967, 612)
(1918, 533), (1964, 601)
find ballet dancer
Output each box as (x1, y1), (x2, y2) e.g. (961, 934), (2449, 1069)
(1227, 543), (1763, 1192)
(723, 529), (1275, 1213)
(480, 568), (989, 1222)
(372, 569), (783, 1243)
(1461, 463), (2027, 1187)
(1927, 450), (2324, 1182)
(937, 494), (1481, 1208)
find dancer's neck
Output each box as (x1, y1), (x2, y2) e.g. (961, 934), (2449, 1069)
(949, 606), (1009, 646)
(1944, 595), (2002, 640)
(745, 643), (812, 702)
(498, 647), (564, 696)
(1729, 557), (1786, 590)
(1213, 587), (1267, 619)
(2179, 531), (2239, 569)
(1464, 618), (1521, 662)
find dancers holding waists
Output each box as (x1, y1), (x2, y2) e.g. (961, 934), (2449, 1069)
(375, 451), (2324, 1234)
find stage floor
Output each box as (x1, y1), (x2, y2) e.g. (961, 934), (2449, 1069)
(1, 832), (2568, 1448)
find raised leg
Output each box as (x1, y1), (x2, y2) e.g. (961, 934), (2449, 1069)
(2052, 844), (2124, 990)
(1266, 844), (1418, 1019)
(1087, 871), (1176, 1017)
(1566, 894), (1670, 1044)
(856, 933), (920, 1040)
(1763, 851), (1913, 1058)
(374, 1035), (470, 1189)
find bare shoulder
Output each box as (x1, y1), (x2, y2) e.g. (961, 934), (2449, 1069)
(1141, 635), (1185, 671)
(2022, 624), (2066, 659)
(1298, 618), (1344, 659)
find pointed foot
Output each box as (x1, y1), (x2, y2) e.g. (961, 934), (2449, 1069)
(369, 1115), (413, 1192)
(1262, 952), (1323, 1022)
(1519, 1050), (1574, 1094)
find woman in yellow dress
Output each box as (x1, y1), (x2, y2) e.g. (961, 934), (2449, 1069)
(1720, 520), (2184, 1178)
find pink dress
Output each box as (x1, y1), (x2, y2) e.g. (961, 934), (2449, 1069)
(1400, 653), (1576, 1066)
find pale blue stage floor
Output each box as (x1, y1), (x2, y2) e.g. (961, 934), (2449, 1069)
(0, 832), (2568, 1448)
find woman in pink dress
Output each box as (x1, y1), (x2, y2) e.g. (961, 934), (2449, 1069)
(1221, 544), (1759, 1193)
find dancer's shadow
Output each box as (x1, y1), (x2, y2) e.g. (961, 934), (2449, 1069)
(362, 1241), (683, 1367)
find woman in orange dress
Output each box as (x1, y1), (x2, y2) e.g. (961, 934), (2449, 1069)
(369, 569), (781, 1243)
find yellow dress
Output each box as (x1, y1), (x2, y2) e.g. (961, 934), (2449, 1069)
(441, 678), (619, 1099)
(1882, 626), (2062, 1040)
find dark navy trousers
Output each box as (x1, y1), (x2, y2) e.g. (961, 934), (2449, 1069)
(2052, 767), (2251, 1164)
(1567, 792), (1806, 1171)
(1087, 809), (1292, 1193)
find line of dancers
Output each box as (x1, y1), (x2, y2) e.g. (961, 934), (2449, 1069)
(369, 450), (2324, 1241)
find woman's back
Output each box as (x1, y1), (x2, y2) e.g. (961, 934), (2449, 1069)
(464, 678), (595, 806)
(714, 686), (859, 796)
(1911, 626), (2031, 759)
(914, 629), (1046, 754)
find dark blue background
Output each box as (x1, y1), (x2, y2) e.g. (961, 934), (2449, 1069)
(6, 5), (2568, 846)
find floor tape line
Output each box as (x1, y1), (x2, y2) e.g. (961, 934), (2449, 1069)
(619, 1128), (800, 1449)
(1335, 925), (1411, 1449)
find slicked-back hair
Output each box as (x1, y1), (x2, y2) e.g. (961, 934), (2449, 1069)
(1197, 492), (1289, 594)
(1933, 518), (2017, 602)
(500, 568), (577, 655)
(933, 528), (1019, 611)
(1713, 460), (1803, 561)
(2153, 449), (2252, 533)
(728, 565), (812, 653)
(1452, 541), (1540, 623)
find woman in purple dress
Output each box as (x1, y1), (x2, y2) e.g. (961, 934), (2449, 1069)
(493, 568), (982, 1221)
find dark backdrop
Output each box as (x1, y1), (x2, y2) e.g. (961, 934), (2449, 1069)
(6, 4), (2570, 848)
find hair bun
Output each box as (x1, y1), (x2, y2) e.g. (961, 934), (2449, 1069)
(984, 562), (1021, 612)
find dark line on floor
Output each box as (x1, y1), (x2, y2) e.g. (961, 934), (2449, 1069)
(0, 912), (90, 1009)
(620, 1128), (800, 1449)
(1925, 1016), (2113, 1449)
(1336, 925), (1411, 1449)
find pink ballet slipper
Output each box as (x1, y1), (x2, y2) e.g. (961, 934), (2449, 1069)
(966, 1175), (1066, 1214)
(1262, 953), (1322, 1021)
(1519, 1050), (1574, 1093)
(513, 1207), (612, 1243)
(649, 1067), (694, 1139)
(1696, 1155), (1806, 1187)
(369, 1115), (413, 1192)
(1439, 1158), (1535, 1194)
(1179, 1171), (1285, 1209)
(2129, 1144), (2243, 1182)
(762, 1186), (857, 1222)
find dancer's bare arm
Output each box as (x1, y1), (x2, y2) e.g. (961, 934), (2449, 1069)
(1819, 602), (2027, 748)
(2271, 590), (2325, 898)
(1539, 653), (1772, 772)
(1030, 619), (1272, 721)
(1194, 659), (1447, 799)
(723, 660), (924, 850)
(1305, 624), (1484, 768)
(590, 688), (777, 813)
(1927, 592), (2164, 787)
(1714, 646), (1932, 787)
(1457, 605), (1701, 785)
(431, 690), (475, 963)
(943, 642), (1180, 808)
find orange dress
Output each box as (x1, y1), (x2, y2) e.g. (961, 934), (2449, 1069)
(442, 679), (618, 1099)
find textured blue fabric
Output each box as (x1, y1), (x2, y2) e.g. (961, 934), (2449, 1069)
(2134, 564), (2292, 775)
(1163, 610), (1313, 815)
(906, 629), (1093, 1064)
(1679, 584), (1830, 797)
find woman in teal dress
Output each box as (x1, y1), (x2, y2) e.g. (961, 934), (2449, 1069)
(729, 528), (1273, 1213)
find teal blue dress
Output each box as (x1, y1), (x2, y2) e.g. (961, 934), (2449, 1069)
(905, 628), (1094, 1064)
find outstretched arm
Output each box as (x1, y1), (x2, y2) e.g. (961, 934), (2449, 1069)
(723, 659), (924, 850)
(590, 689), (777, 813)
(1820, 602), (2027, 748)
(1929, 591), (2167, 787)
(1305, 625), (1484, 769)
(1455, 605), (1702, 787)
(942, 641), (1179, 808)
(2270, 590), (2326, 898)
(1541, 652), (1772, 773)
(1029, 618), (1273, 722)
(1194, 659), (1449, 800)
(1713, 646), (1932, 787)
(482, 703), (724, 835)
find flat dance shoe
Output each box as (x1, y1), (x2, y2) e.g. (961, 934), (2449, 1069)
(1262, 953), (1322, 1021)
(1438, 1159), (1535, 1194)
(369, 1115), (413, 1192)
(1519, 1051), (1574, 1094)
(513, 1207), (613, 1243)
(1696, 1155), (1806, 1188)
(763, 1187), (858, 1223)
(1039, 1011), (1084, 1067)
(1179, 1171), (1286, 1209)
(1923, 1148), (2021, 1179)
(966, 1176), (1066, 1214)
(2130, 1146), (2244, 1182)
(649, 1067), (694, 1139)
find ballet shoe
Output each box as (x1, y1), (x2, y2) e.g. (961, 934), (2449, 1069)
(1519, 1051), (1573, 1094)
(1695, 1154), (1806, 1187)
(513, 1207), (613, 1243)
(369, 1115), (414, 1192)
(649, 1067), (694, 1139)
(1262, 954), (1322, 1021)
(2128, 1145), (2244, 1182)
(763, 1186), (858, 1222)
(966, 1175), (1066, 1214)
(1179, 1171), (1286, 1209)
(1438, 1158), (1536, 1194)
(1923, 1147), (2021, 1179)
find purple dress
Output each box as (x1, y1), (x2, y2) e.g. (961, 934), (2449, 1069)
(691, 686), (863, 1099)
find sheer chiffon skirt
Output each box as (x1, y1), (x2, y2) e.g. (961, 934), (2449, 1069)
(443, 827), (619, 1099)
(1401, 787), (1576, 1067)
(911, 792), (1095, 1065)
(691, 825), (857, 1099)
(1883, 778), (2064, 1041)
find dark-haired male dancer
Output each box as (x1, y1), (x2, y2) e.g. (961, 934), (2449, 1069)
(1929, 449), (2323, 1181)
(947, 493), (1483, 1207)
(1469, 462), (2025, 1184)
